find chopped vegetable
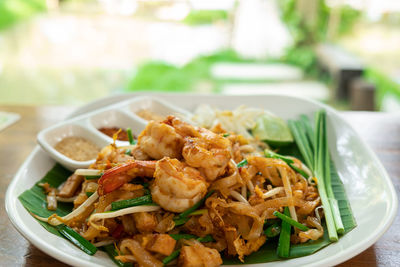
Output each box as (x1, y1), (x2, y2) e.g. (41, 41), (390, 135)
(273, 211), (310, 231)
(174, 190), (214, 226)
(56, 224), (97, 255)
(264, 223), (281, 238)
(162, 249), (180, 265)
(170, 234), (214, 242)
(111, 195), (153, 211)
(236, 159), (248, 168)
(85, 175), (101, 180)
(126, 128), (136, 145)
(277, 207), (291, 258)
(103, 244), (133, 267)
(264, 150), (308, 177)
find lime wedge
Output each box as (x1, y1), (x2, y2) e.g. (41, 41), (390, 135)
(252, 112), (293, 147)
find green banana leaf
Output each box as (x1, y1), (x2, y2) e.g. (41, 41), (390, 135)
(18, 158), (356, 265)
(223, 157), (356, 264)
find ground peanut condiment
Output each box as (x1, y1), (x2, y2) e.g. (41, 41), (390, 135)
(98, 127), (129, 141)
(54, 136), (100, 161)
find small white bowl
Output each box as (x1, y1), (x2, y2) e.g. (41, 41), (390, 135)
(37, 123), (109, 171)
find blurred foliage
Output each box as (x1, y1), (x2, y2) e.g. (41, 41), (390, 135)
(127, 50), (247, 92)
(364, 68), (400, 109)
(0, 0), (46, 31)
(338, 6), (362, 36)
(183, 10), (228, 25)
(279, 0), (361, 78)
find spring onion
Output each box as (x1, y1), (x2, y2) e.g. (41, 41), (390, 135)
(315, 111), (338, 241)
(126, 128), (136, 145)
(56, 224), (97, 255)
(103, 244), (133, 267)
(169, 234), (214, 242)
(316, 110), (344, 236)
(236, 159), (248, 168)
(264, 223), (281, 238)
(125, 149), (131, 155)
(277, 207), (291, 258)
(162, 249), (180, 265)
(174, 190), (215, 226)
(290, 110), (341, 241)
(300, 114), (315, 151)
(111, 195), (153, 211)
(264, 150), (308, 178)
(288, 121), (314, 170)
(273, 211), (309, 231)
(86, 192), (94, 197)
(223, 133), (230, 137)
(85, 175), (101, 180)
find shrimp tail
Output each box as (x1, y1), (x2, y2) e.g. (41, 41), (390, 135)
(98, 160), (156, 195)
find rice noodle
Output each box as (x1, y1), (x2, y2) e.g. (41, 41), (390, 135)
(230, 190), (249, 204)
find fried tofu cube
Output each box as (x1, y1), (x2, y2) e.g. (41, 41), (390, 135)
(146, 234), (176, 256)
(133, 212), (158, 233)
(179, 243), (222, 267)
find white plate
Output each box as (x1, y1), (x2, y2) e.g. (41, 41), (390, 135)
(6, 93), (398, 267)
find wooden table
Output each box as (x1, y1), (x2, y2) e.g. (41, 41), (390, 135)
(1, 105), (399, 266)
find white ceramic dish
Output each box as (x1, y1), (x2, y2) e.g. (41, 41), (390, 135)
(6, 93), (398, 267)
(36, 96), (190, 171)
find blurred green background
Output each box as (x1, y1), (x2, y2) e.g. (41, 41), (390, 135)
(0, 0), (399, 111)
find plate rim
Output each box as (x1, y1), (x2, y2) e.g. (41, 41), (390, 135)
(5, 93), (398, 267)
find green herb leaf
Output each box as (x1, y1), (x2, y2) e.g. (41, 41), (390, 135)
(174, 190), (214, 226)
(277, 207), (291, 258)
(273, 211), (309, 231)
(111, 195), (153, 211)
(264, 223), (281, 238)
(56, 224), (97, 255)
(236, 159), (248, 168)
(85, 175), (101, 180)
(162, 249), (180, 265)
(102, 244), (133, 267)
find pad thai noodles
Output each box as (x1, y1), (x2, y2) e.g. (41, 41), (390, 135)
(35, 111), (329, 266)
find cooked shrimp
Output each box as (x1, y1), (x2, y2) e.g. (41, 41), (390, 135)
(183, 128), (232, 181)
(98, 160), (156, 195)
(151, 157), (208, 212)
(138, 120), (184, 160)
